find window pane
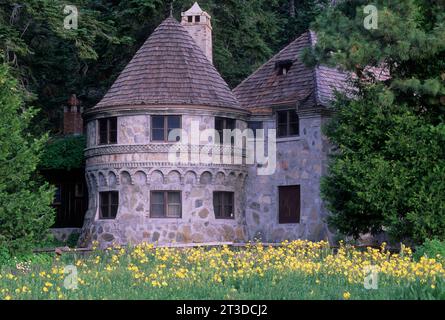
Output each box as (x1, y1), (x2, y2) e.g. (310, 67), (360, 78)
(167, 204), (181, 218)
(151, 192), (165, 217)
(214, 205), (222, 218)
(277, 124), (287, 137)
(277, 111), (287, 125)
(167, 192), (181, 205)
(152, 128), (165, 141)
(100, 192), (109, 219)
(110, 204), (119, 219)
(99, 119), (108, 144)
(109, 118), (117, 131)
(167, 116), (181, 129)
(289, 111), (299, 136)
(215, 118), (224, 131)
(223, 193), (234, 218)
(110, 192), (119, 205)
(289, 121), (299, 136)
(151, 204), (165, 217)
(152, 116), (165, 129)
(151, 192), (164, 204)
(224, 206), (233, 218)
(109, 130), (117, 144)
(213, 192), (221, 218)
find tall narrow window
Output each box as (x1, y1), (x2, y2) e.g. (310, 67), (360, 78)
(213, 192), (235, 219)
(99, 117), (117, 145)
(99, 191), (119, 219)
(277, 110), (299, 138)
(278, 186), (300, 223)
(150, 191), (182, 218)
(151, 115), (181, 142)
(215, 117), (236, 144)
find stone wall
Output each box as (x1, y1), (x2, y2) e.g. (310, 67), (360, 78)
(80, 112), (248, 247)
(245, 110), (333, 243)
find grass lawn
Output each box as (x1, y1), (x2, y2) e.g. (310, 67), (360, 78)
(0, 240), (444, 300)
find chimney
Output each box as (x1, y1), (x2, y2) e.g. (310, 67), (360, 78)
(181, 2), (213, 63)
(63, 94), (84, 135)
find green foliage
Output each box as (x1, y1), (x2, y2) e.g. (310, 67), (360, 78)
(0, 64), (55, 255)
(322, 86), (445, 243)
(2, 0), (326, 133)
(415, 239), (445, 262)
(40, 135), (86, 170)
(308, 0), (445, 244)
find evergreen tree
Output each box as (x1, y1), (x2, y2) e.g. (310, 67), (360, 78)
(0, 64), (55, 254)
(305, 0), (445, 243)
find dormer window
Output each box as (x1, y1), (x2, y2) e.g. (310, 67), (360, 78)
(276, 60), (293, 76)
(195, 15), (201, 22)
(188, 16), (193, 23)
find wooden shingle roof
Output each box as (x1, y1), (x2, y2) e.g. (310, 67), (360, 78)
(95, 17), (240, 110)
(233, 31), (348, 111)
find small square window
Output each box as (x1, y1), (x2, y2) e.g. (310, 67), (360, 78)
(276, 110), (299, 138)
(188, 16), (193, 23)
(150, 191), (182, 218)
(213, 192), (235, 219)
(195, 15), (201, 22)
(151, 116), (181, 142)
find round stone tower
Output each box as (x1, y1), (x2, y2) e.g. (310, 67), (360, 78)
(79, 10), (249, 247)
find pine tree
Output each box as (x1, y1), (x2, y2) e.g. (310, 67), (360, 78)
(306, 0), (445, 243)
(0, 64), (55, 254)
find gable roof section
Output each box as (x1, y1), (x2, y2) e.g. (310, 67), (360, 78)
(95, 17), (240, 110)
(233, 31), (348, 111)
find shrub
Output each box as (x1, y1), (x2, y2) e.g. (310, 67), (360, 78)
(0, 64), (55, 256)
(415, 239), (445, 262)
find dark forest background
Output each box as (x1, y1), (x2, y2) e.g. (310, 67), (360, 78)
(0, 0), (328, 134)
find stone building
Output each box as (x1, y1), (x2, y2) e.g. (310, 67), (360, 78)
(79, 3), (346, 247)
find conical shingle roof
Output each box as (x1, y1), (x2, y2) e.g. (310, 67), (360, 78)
(95, 17), (240, 110)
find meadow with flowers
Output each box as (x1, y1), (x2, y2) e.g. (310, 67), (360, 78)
(0, 240), (444, 300)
